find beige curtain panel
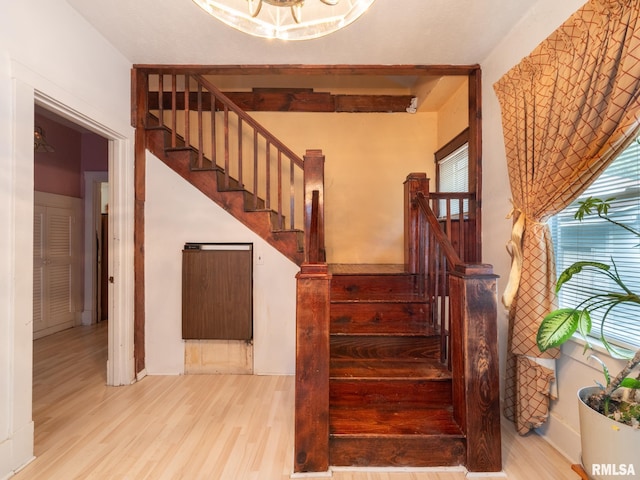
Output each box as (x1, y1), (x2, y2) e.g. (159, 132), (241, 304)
(494, 0), (640, 435)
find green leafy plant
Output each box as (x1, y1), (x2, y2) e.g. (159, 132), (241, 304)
(537, 197), (640, 426)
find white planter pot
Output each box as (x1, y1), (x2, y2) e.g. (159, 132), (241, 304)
(578, 386), (640, 479)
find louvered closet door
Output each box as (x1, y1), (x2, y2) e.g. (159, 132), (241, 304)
(33, 205), (75, 339)
(33, 205), (46, 334)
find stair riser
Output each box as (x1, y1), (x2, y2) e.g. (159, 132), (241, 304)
(329, 436), (466, 467)
(331, 335), (441, 360)
(330, 379), (452, 407)
(331, 274), (421, 301)
(330, 302), (430, 335)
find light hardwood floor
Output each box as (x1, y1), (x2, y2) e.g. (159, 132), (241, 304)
(15, 323), (578, 480)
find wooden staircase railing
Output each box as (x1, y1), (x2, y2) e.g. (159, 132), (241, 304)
(142, 71), (306, 233)
(404, 173), (501, 473)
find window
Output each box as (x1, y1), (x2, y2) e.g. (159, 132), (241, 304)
(550, 137), (640, 350)
(435, 128), (469, 216)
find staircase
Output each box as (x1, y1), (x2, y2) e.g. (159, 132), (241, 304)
(144, 118), (306, 265)
(328, 264), (465, 467)
(133, 67), (501, 475)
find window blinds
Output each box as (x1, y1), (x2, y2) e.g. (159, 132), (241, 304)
(550, 138), (640, 350)
(438, 143), (469, 216)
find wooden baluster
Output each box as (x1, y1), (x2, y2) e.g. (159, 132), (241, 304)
(459, 197), (466, 262)
(171, 75), (177, 148)
(211, 94), (216, 169)
(196, 83), (203, 169)
(440, 253), (449, 366)
(265, 141), (271, 210)
(277, 151), (283, 230)
(430, 230), (439, 331)
(158, 74), (164, 128)
(253, 132), (259, 210)
(184, 75), (190, 150)
(238, 118), (243, 187)
(445, 198), (453, 245)
(290, 157), (295, 230)
(223, 106), (229, 189)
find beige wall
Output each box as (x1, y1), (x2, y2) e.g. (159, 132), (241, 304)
(252, 111), (439, 264)
(437, 79), (469, 149)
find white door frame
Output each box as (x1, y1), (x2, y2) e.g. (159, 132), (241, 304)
(82, 171), (109, 326)
(5, 56), (135, 476)
(32, 92), (135, 387)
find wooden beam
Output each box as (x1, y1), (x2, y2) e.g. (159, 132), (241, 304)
(133, 64), (480, 77)
(335, 94), (413, 113)
(148, 89), (415, 113)
(132, 68), (147, 375)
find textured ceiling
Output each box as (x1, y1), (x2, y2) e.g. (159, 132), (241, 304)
(66, 0), (535, 66)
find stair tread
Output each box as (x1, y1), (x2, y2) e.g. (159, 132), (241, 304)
(330, 405), (463, 436)
(330, 358), (450, 380)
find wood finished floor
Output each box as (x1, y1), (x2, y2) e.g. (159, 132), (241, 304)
(16, 323), (577, 480)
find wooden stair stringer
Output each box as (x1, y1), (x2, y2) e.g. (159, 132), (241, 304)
(146, 127), (304, 265)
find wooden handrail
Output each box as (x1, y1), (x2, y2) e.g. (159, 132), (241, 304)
(404, 173), (501, 473)
(142, 71), (309, 232)
(415, 192), (462, 267)
(193, 75), (304, 169)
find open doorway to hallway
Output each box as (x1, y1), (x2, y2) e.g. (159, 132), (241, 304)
(33, 106), (109, 337)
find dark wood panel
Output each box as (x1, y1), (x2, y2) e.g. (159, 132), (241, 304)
(329, 435), (466, 467)
(134, 64), (480, 77)
(182, 247), (252, 340)
(335, 94), (414, 112)
(330, 301), (431, 335)
(148, 90), (414, 113)
(329, 377), (453, 407)
(330, 335), (440, 360)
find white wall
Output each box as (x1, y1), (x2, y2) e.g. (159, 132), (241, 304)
(145, 154), (299, 375)
(480, 0), (610, 465)
(0, 0), (134, 477)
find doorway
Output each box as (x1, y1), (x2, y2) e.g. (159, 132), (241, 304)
(34, 107), (109, 339)
(32, 89), (136, 387)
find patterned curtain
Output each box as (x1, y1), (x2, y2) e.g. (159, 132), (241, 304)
(494, 0), (640, 435)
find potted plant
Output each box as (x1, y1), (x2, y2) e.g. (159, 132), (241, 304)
(537, 197), (640, 479)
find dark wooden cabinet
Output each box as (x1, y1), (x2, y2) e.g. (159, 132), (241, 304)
(182, 244), (252, 340)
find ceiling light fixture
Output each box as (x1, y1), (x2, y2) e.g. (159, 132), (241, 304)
(34, 126), (55, 153)
(192, 0), (376, 41)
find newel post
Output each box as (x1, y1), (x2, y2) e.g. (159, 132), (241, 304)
(448, 264), (502, 473)
(404, 173), (429, 273)
(303, 149), (325, 263)
(295, 149), (330, 474)
(294, 264), (331, 473)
